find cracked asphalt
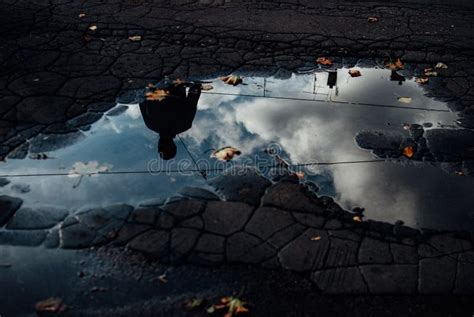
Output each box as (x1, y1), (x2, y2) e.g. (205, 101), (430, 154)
(1, 0), (474, 316)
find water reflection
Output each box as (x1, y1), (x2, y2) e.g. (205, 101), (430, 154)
(1, 68), (473, 231)
(140, 79), (201, 160)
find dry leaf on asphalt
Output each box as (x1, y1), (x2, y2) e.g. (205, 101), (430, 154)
(311, 236), (321, 241)
(146, 89), (170, 101)
(88, 25), (97, 31)
(353, 216), (362, 222)
(403, 146), (414, 158)
(384, 57), (404, 70)
(201, 84), (214, 91)
(316, 57), (333, 65)
(211, 146), (242, 161)
(424, 68), (438, 77)
(415, 76), (429, 84)
(295, 171), (305, 179)
(78, 13), (86, 18)
(219, 75), (243, 86)
(128, 35), (142, 42)
(348, 69), (362, 77)
(397, 96), (412, 104)
(207, 296), (249, 316)
(367, 17), (379, 23)
(184, 298), (205, 311)
(435, 62), (448, 69)
(35, 297), (67, 313)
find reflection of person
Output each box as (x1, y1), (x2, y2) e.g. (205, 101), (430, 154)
(390, 70), (405, 85)
(139, 81), (201, 160)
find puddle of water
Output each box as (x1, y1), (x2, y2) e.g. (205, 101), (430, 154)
(1, 68), (473, 231)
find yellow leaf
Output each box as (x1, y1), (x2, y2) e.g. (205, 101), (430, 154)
(403, 146), (414, 158)
(128, 35), (142, 42)
(219, 75), (243, 86)
(397, 96), (412, 104)
(353, 216), (362, 222)
(145, 89), (169, 101)
(211, 146), (241, 161)
(316, 57), (333, 65)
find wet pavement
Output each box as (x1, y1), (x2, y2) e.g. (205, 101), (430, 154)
(1, 0), (474, 316)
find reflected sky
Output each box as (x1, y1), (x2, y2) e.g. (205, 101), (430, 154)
(1, 68), (473, 231)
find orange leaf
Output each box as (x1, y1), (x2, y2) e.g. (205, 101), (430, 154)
(385, 57), (404, 70)
(145, 89), (169, 101)
(348, 69), (362, 77)
(316, 57), (333, 65)
(403, 146), (414, 158)
(235, 305), (250, 314)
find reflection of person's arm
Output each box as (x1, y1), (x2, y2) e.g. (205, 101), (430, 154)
(186, 84), (201, 109)
(184, 84), (201, 125)
(139, 101), (157, 131)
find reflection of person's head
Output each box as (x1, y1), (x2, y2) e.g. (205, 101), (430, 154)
(158, 136), (177, 160)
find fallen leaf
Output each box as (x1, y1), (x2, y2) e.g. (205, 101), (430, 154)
(435, 62), (448, 69)
(367, 17), (379, 23)
(424, 68), (438, 77)
(295, 171), (305, 179)
(128, 35), (142, 42)
(219, 75), (243, 86)
(184, 298), (204, 311)
(311, 236), (321, 241)
(35, 298), (67, 313)
(415, 76), (429, 84)
(316, 57), (333, 65)
(208, 296), (249, 316)
(348, 69), (362, 77)
(455, 171), (464, 176)
(157, 274), (168, 283)
(211, 146), (241, 161)
(88, 25), (97, 31)
(78, 13), (86, 18)
(68, 161), (112, 177)
(146, 89), (170, 101)
(384, 57), (404, 70)
(403, 146), (414, 158)
(201, 84), (214, 91)
(397, 96), (412, 104)
(353, 216), (362, 222)
(403, 123), (411, 130)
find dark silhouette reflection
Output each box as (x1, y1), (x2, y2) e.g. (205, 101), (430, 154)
(390, 70), (406, 85)
(139, 79), (201, 160)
